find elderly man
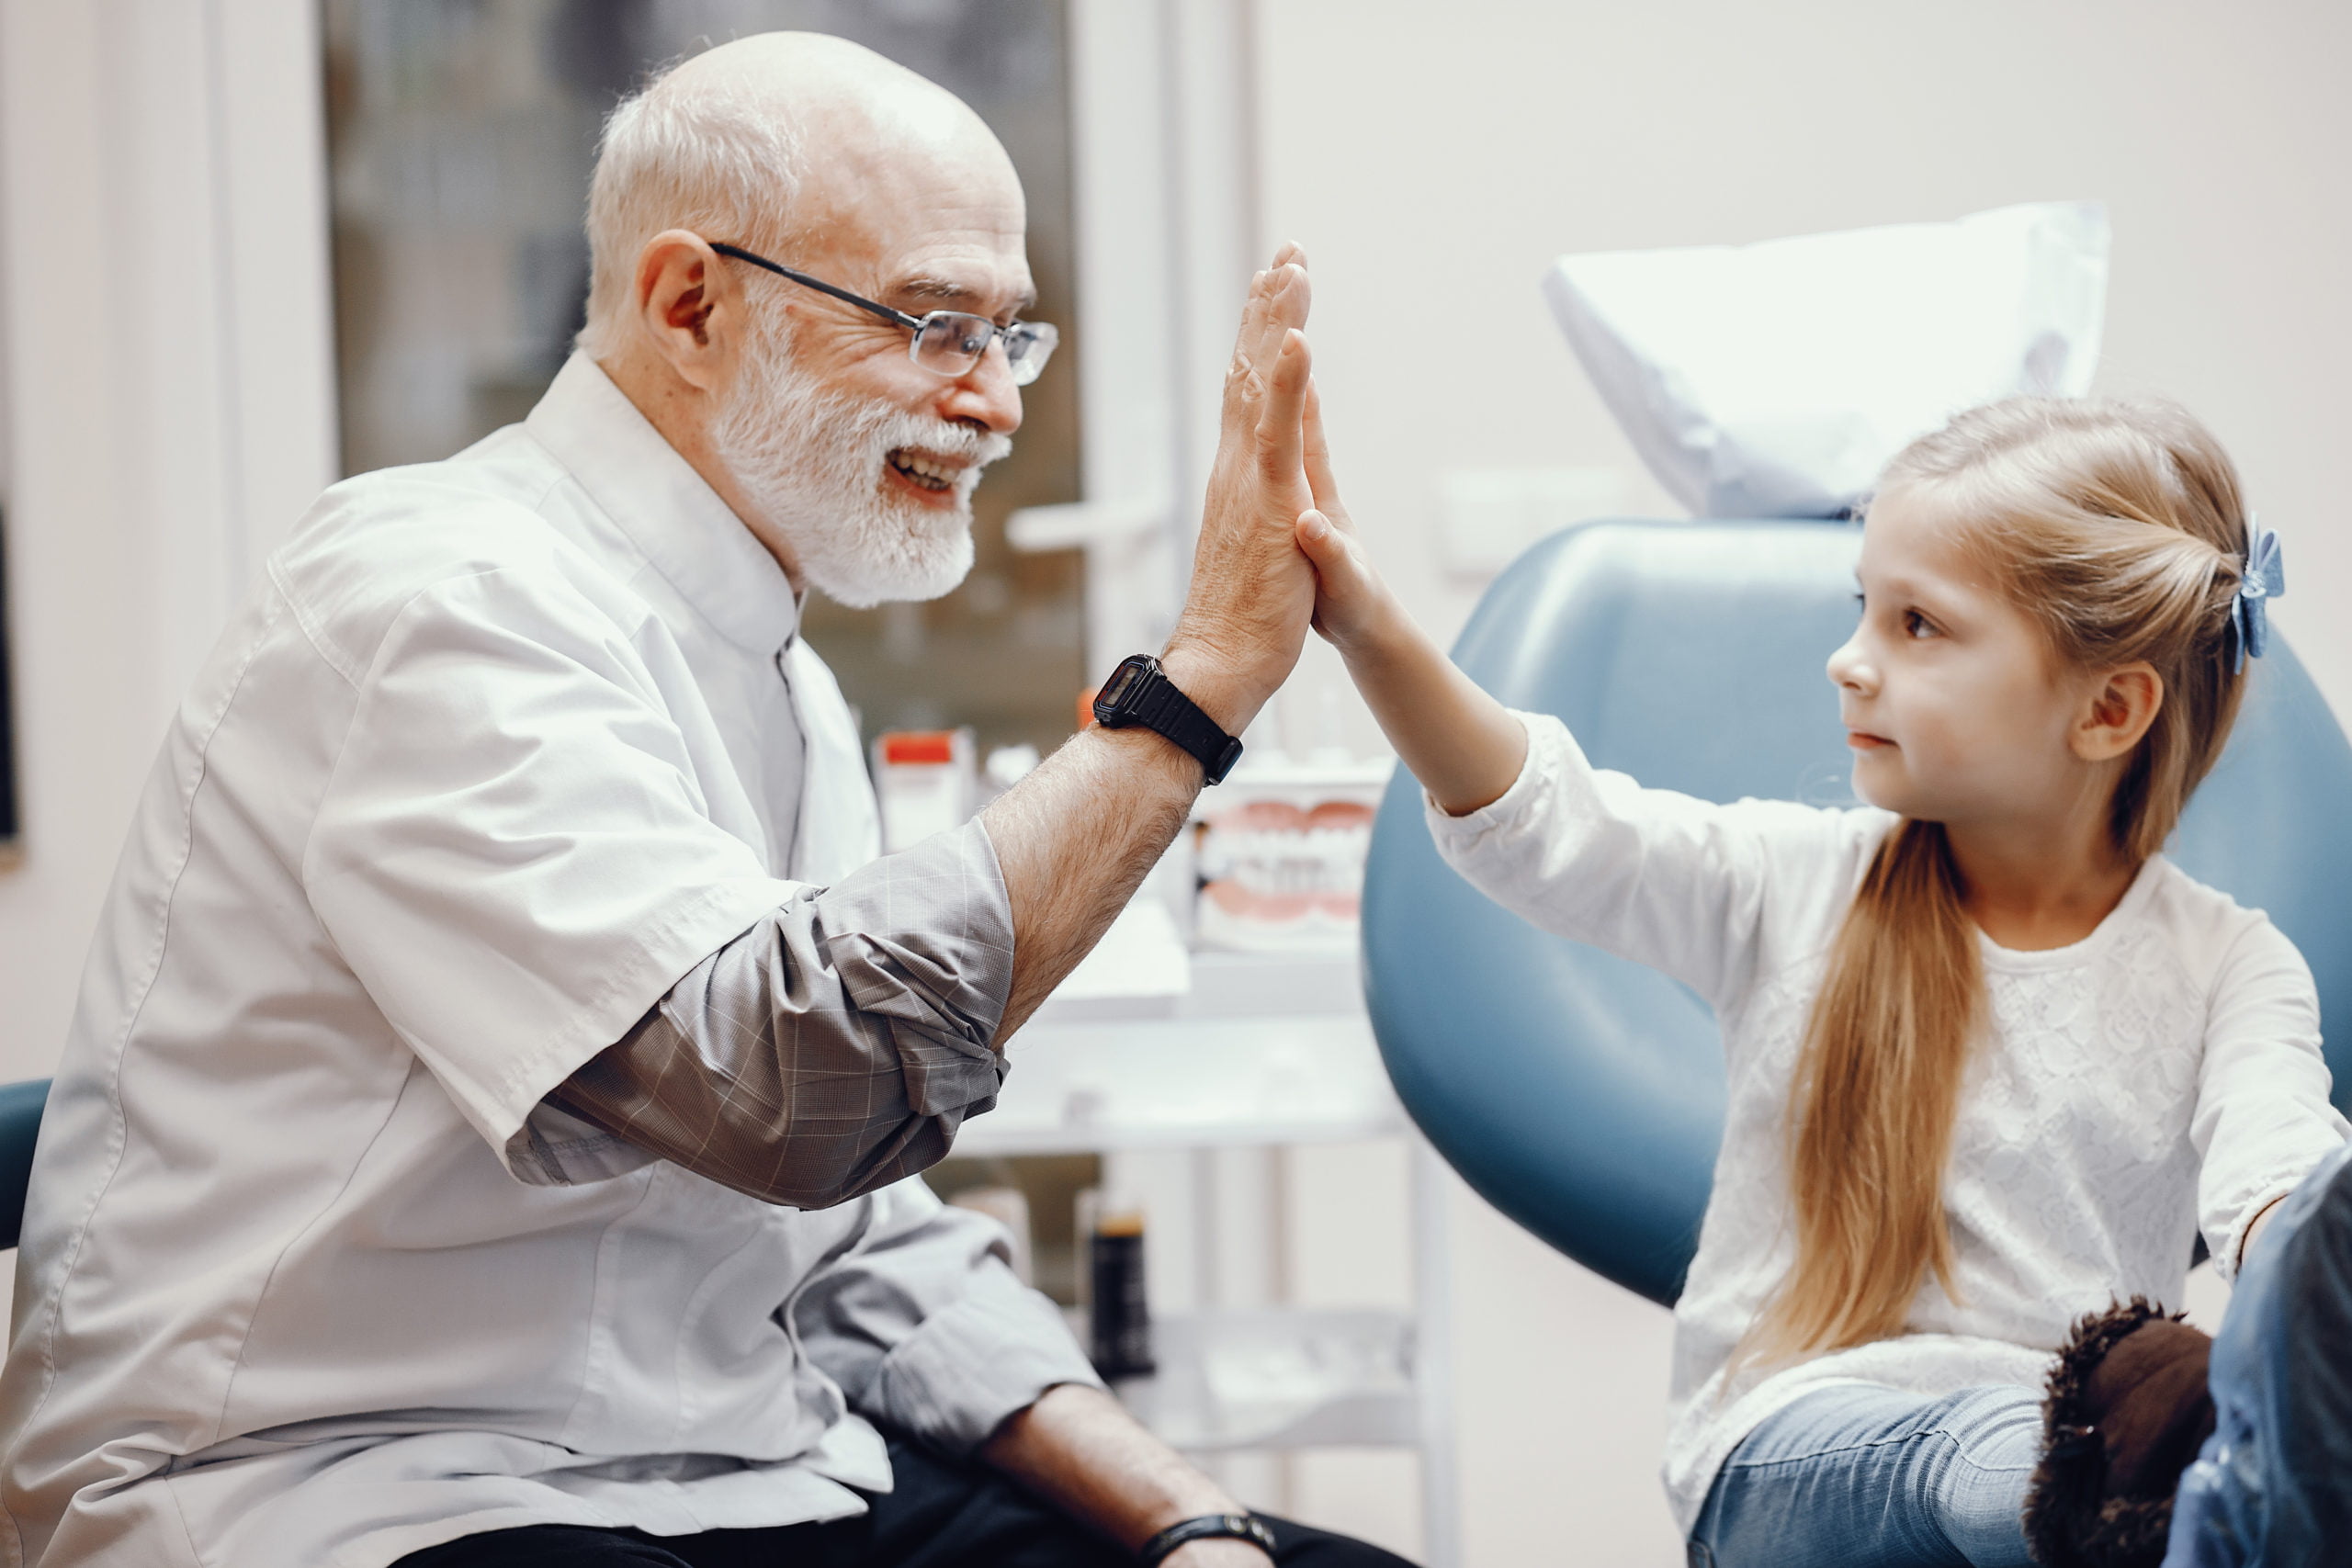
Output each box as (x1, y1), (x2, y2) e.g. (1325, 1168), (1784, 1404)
(0, 34), (1407, 1568)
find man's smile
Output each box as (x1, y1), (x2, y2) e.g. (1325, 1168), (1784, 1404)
(886, 446), (969, 502)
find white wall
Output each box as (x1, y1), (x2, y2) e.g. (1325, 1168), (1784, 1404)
(1256, 0), (2352, 730)
(1252, 1), (2352, 1562)
(0, 0), (336, 1081)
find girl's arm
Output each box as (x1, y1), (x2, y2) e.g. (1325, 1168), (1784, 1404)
(1290, 388), (1526, 816)
(1286, 383), (1860, 1016)
(2193, 919), (2351, 1279)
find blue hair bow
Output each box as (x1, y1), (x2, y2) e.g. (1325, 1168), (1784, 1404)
(2232, 518), (2284, 673)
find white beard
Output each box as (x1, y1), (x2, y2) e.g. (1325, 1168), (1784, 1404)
(709, 321), (1012, 608)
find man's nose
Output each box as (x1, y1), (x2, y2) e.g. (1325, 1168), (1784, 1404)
(938, 342), (1024, 436)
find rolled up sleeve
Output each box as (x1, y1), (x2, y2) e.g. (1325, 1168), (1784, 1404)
(517, 820), (1017, 1208)
(792, 1179), (1105, 1455)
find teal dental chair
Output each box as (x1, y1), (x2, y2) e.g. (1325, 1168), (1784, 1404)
(1362, 517), (2352, 1306)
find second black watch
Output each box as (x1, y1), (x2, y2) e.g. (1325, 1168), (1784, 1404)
(1091, 654), (1243, 784)
(1138, 1512), (1278, 1566)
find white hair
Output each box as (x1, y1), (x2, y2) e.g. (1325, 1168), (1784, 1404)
(576, 60), (802, 358)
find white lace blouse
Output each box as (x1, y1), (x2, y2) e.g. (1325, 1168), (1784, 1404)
(1427, 713), (2350, 1532)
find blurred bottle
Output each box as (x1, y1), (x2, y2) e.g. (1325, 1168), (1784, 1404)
(1076, 1188), (1155, 1379)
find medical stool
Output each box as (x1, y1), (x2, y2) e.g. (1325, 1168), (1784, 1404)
(1361, 517), (2352, 1304)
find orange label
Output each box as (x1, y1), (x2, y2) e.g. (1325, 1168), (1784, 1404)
(881, 731), (957, 765)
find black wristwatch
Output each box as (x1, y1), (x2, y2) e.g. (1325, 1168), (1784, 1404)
(1092, 654), (1244, 784)
(1138, 1512), (1278, 1565)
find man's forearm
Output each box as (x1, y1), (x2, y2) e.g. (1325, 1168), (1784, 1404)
(982, 706), (1210, 1041)
(981, 1384), (1250, 1555)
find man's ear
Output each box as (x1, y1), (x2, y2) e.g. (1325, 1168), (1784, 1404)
(2074, 662), (2164, 762)
(631, 230), (738, 392)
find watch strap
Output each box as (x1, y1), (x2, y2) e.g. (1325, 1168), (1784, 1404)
(1138, 1512), (1279, 1565)
(1093, 656), (1244, 784)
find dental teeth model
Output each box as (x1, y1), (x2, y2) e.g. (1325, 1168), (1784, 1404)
(1192, 762), (1390, 953)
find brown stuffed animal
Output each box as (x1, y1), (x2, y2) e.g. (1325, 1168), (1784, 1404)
(2024, 1297), (2216, 1568)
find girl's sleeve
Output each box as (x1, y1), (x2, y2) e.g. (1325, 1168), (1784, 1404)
(1423, 710), (1860, 1011)
(2194, 916), (2352, 1280)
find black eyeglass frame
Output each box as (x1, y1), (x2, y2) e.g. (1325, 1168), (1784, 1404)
(708, 241), (1056, 386)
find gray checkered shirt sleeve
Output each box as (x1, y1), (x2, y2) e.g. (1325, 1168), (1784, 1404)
(506, 818), (1014, 1208)
(793, 1179), (1107, 1454)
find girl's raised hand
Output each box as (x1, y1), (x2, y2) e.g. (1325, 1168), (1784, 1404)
(1295, 508), (1385, 649)
(1291, 383), (1396, 653)
(1287, 380), (1527, 816)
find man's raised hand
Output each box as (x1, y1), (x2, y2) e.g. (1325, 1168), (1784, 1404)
(1159, 247), (1320, 736)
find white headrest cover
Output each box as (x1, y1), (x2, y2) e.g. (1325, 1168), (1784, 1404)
(1544, 202), (2109, 519)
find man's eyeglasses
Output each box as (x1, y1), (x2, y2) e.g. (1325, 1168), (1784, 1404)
(710, 242), (1058, 388)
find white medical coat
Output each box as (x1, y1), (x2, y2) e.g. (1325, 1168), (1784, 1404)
(0, 355), (1093, 1567)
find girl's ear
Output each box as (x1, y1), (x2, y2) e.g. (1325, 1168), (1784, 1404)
(2073, 663), (2164, 762)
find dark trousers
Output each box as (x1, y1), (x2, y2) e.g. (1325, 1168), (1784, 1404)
(390, 1432), (1416, 1568)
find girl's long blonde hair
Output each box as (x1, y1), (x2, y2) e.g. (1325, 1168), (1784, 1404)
(1749, 397), (2256, 1362)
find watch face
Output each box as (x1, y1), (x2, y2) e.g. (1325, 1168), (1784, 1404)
(1097, 657), (1148, 713)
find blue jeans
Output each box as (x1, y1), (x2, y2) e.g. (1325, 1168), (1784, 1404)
(2164, 1137), (2352, 1568)
(1686, 1384), (2041, 1568)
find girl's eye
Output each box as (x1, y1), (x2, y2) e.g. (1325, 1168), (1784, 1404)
(1903, 609), (1938, 639)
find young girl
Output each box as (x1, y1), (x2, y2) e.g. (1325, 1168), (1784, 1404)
(1290, 395), (2350, 1566)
